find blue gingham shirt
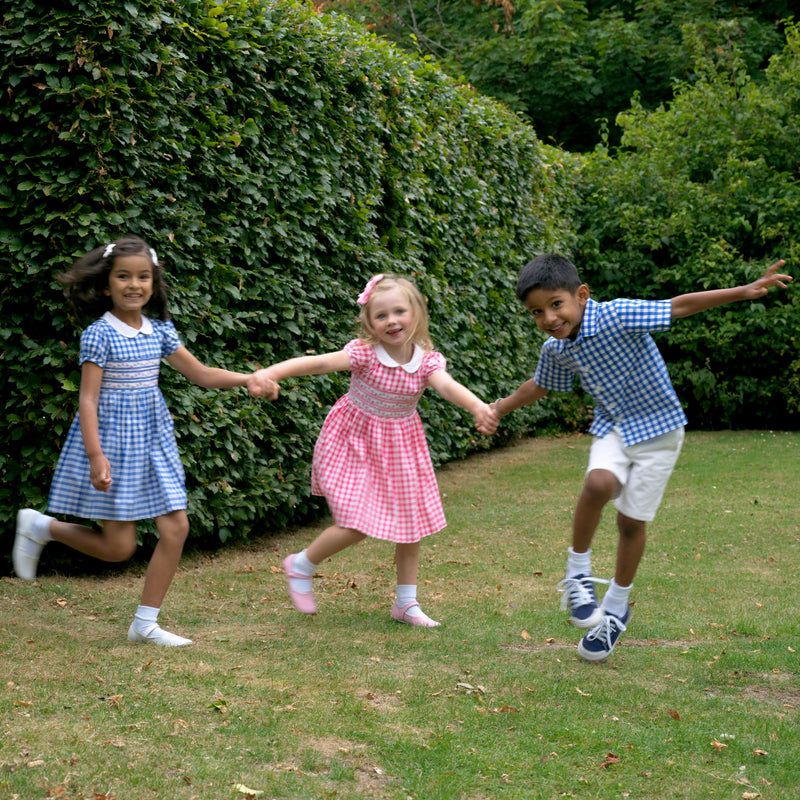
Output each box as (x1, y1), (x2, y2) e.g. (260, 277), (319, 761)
(533, 297), (687, 446)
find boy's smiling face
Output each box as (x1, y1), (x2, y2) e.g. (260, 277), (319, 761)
(523, 284), (590, 340)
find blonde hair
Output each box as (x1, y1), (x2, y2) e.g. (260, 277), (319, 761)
(357, 274), (433, 352)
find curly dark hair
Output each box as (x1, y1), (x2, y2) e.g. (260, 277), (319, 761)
(57, 234), (170, 322)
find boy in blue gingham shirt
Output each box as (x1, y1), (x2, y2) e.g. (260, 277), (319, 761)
(494, 254), (791, 661)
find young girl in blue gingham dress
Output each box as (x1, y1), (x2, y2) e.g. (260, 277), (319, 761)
(13, 235), (276, 647)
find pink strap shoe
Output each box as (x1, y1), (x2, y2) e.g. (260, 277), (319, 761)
(283, 554), (317, 614)
(390, 602), (440, 627)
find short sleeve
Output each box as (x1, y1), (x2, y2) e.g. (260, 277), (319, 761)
(421, 350), (447, 380)
(155, 319), (182, 358)
(79, 320), (110, 369)
(344, 339), (371, 372)
(533, 341), (576, 392)
(612, 298), (672, 334)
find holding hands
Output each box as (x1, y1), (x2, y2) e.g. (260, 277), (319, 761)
(246, 369), (279, 400)
(473, 401), (499, 436)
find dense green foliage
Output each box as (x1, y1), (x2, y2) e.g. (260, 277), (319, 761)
(0, 0), (576, 552)
(576, 26), (800, 428)
(327, 0), (793, 150)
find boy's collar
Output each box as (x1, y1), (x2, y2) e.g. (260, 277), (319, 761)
(572, 297), (597, 339)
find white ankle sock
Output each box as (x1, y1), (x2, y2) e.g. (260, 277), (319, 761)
(133, 604), (159, 631)
(601, 579), (631, 618)
(566, 547), (592, 578)
(289, 550), (316, 593)
(33, 512), (54, 542)
(396, 584), (423, 617)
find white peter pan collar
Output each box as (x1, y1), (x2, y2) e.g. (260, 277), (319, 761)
(102, 310), (153, 338)
(374, 342), (424, 373)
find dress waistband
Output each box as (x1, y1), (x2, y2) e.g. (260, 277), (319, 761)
(347, 381), (419, 418)
(100, 360), (160, 390)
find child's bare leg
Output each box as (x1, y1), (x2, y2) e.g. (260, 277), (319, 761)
(51, 519), (138, 562)
(128, 510), (192, 647)
(139, 510), (190, 608)
(614, 512), (646, 589)
(306, 525), (366, 563)
(395, 541), (420, 585)
(13, 510), (136, 581)
(284, 525), (366, 615)
(592, 510), (645, 620)
(392, 541), (439, 627)
(559, 469), (618, 628)
(571, 469), (618, 552)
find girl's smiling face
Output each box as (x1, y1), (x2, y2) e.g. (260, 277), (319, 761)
(368, 287), (415, 357)
(105, 254), (154, 322)
(523, 284), (590, 339)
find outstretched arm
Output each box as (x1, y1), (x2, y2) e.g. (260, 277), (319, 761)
(249, 350), (352, 398)
(493, 378), (549, 419)
(671, 260), (791, 319)
(427, 369), (498, 435)
(166, 345), (277, 398)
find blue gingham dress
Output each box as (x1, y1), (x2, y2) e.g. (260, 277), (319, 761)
(47, 312), (187, 521)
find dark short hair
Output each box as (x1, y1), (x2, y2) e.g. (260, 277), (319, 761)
(516, 254), (582, 301)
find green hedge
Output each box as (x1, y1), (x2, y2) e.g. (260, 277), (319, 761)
(0, 0), (577, 556)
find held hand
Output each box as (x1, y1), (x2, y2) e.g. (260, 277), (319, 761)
(89, 455), (112, 493)
(490, 398), (503, 420)
(745, 260), (792, 298)
(473, 401), (499, 436)
(247, 369), (280, 400)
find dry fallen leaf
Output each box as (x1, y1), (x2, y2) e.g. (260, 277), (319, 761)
(600, 753), (620, 769)
(668, 709), (680, 721)
(520, 630), (531, 640)
(233, 783), (264, 797)
(710, 739), (728, 751)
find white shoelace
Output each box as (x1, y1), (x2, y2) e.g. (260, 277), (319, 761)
(583, 613), (627, 648)
(556, 575), (609, 612)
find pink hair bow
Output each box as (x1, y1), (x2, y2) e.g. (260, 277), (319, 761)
(357, 274), (384, 305)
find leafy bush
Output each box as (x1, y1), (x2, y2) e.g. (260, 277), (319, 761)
(576, 24), (800, 429)
(324, 0), (789, 151)
(0, 0), (577, 556)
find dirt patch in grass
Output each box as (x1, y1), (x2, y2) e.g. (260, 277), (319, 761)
(304, 735), (395, 797)
(741, 673), (800, 712)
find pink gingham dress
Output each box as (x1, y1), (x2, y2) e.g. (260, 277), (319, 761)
(311, 339), (447, 542)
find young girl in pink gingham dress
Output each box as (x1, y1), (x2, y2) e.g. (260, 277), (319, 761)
(255, 274), (497, 626)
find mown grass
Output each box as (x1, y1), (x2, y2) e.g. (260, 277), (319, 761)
(2, 430), (799, 799)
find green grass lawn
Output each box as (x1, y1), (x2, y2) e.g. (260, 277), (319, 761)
(2, 430), (799, 799)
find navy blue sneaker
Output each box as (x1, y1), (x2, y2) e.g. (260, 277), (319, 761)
(577, 607), (630, 661)
(557, 574), (608, 629)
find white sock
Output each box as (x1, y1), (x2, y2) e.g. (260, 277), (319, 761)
(289, 549), (316, 593)
(566, 547), (592, 578)
(33, 512), (54, 542)
(133, 604), (159, 632)
(396, 584), (423, 617)
(601, 579), (631, 618)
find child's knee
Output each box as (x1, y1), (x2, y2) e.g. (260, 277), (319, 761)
(583, 469), (618, 502)
(157, 512), (190, 546)
(104, 530), (138, 561)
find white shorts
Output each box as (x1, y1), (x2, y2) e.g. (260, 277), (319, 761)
(587, 426), (684, 522)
